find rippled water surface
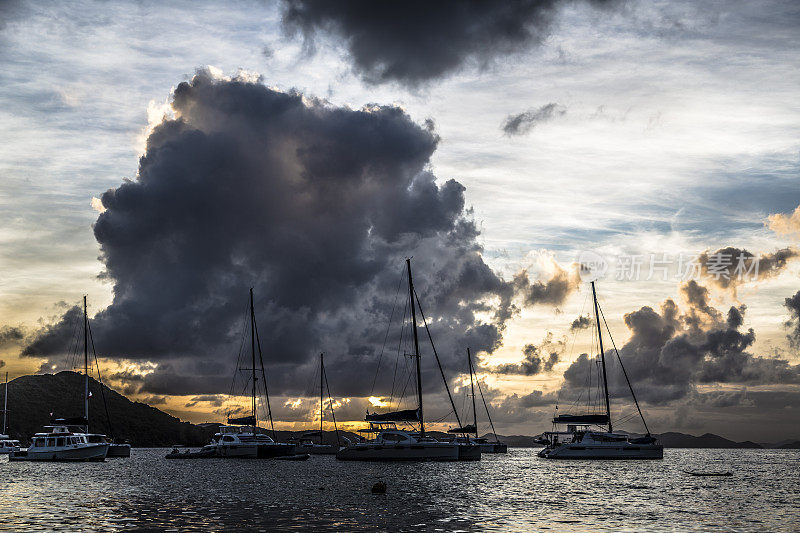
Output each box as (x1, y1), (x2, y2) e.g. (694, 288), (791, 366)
(1, 448), (798, 532)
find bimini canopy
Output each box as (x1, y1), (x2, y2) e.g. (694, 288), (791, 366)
(50, 417), (88, 426)
(228, 415), (257, 425)
(553, 414), (609, 425)
(447, 424), (477, 434)
(365, 409), (419, 422)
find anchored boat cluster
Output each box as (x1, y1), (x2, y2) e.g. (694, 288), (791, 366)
(1, 260), (662, 463)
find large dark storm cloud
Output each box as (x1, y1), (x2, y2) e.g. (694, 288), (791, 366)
(281, 0), (616, 86)
(560, 281), (800, 407)
(21, 70), (559, 399)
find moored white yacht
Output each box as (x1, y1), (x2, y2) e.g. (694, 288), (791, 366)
(9, 424), (108, 461)
(537, 281), (663, 460)
(336, 259), (474, 462)
(181, 288), (298, 460)
(208, 424), (295, 458)
(337, 421), (460, 461)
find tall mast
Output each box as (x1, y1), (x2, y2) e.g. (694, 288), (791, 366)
(591, 281), (612, 433)
(84, 295), (89, 432)
(406, 258), (425, 436)
(250, 288), (257, 430)
(2, 372), (7, 435)
(320, 353), (324, 439)
(467, 348), (478, 437)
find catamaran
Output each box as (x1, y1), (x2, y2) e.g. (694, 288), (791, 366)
(201, 289), (295, 459)
(0, 372), (21, 454)
(293, 353), (341, 455)
(337, 258), (479, 461)
(447, 348), (508, 453)
(537, 281), (663, 459)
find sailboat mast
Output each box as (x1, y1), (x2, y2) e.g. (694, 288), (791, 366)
(83, 296), (89, 432)
(3, 372), (7, 435)
(320, 353), (324, 439)
(406, 258), (425, 436)
(467, 348), (477, 437)
(591, 281), (612, 433)
(250, 288), (257, 430)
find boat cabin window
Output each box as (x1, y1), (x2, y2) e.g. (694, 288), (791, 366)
(34, 438), (45, 447)
(222, 436), (235, 442)
(46, 438), (55, 447)
(56, 437), (65, 446)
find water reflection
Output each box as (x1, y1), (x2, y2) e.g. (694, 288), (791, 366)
(0, 449), (798, 532)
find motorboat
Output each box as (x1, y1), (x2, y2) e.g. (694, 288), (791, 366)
(9, 425), (108, 461)
(0, 434), (20, 454)
(537, 281), (663, 460)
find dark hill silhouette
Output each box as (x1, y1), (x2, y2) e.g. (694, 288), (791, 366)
(1, 371), (213, 446)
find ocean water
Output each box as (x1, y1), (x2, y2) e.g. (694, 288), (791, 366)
(1, 448), (798, 532)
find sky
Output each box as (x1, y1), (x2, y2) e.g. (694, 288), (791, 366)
(1, 0), (799, 442)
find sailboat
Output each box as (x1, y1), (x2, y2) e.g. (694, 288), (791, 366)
(11, 296), (118, 461)
(293, 353), (341, 455)
(447, 348), (508, 453)
(79, 298), (131, 457)
(203, 289), (296, 459)
(537, 281), (663, 459)
(0, 372), (21, 454)
(337, 258), (479, 461)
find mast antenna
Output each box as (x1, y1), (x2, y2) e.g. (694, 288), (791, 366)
(591, 281), (612, 433)
(406, 258), (425, 436)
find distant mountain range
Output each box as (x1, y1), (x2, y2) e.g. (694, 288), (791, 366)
(2, 372), (797, 449)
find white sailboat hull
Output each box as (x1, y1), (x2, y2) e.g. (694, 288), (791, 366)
(10, 443), (109, 461)
(537, 442), (663, 459)
(337, 442), (460, 461)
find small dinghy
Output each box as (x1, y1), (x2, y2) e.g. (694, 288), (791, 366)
(276, 453), (310, 461)
(165, 447), (216, 459)
(682, 470), (732, 477)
